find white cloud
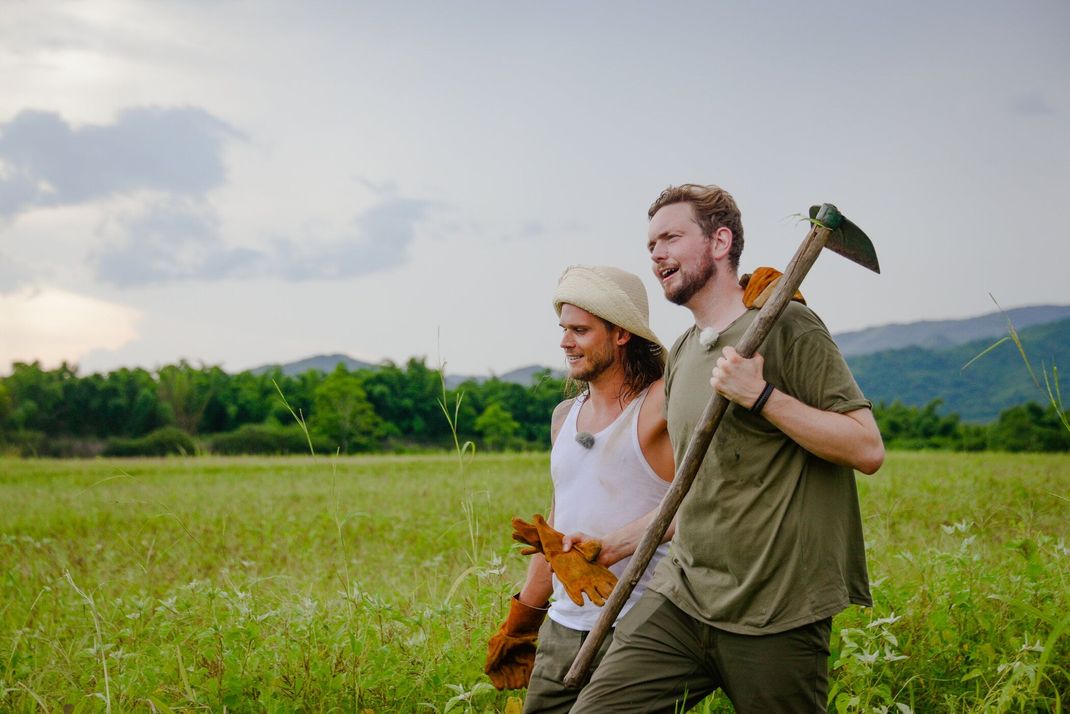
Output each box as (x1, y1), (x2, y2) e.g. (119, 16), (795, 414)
(0, 106), (241, 216)
(90, 193), (435, 286)
(94, 196), (261, 286)
(0, 288), (142, 372)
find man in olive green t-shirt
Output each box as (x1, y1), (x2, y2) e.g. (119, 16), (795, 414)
(573, 185), (885, 713)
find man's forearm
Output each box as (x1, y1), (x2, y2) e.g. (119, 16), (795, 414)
(597, 506), (677, 566)
(761, 391), (884, 474)
(711, 346), (884, 474)
(518, 542), (553, 607)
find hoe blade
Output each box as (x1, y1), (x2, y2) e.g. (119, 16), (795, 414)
(809, 205), (880, 274)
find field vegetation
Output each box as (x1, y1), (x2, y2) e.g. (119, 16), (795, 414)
(1, 359), (1067, 458)
(2, 451), (1067, 712)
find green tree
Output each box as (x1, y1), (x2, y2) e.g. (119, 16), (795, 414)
(1, 362), (165, 440)
(156, 361), (213, 434)
(99, 367), (167, 437)
(0, 380), (12, 433)
(987, 402), (1070, 452)
(312, 365), (383, 453)
(363, 358), (449, 444)
(269, 369), (324, 427)
(474, 403), (520, 451)
(457, 371), (565, 447)
(4, 361), (67, 433)
(873, 399), (964, 450)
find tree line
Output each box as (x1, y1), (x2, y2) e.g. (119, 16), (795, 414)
(0, 360), (1066, 457)
(0, 359), (565, 457)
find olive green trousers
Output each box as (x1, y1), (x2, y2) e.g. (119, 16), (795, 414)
(571, 591), (832, 713)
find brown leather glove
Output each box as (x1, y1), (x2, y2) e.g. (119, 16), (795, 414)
(511, 516), (543, 556)
(512, 514), (604, 560)
(526, 514), (617, 607)
(740, 266), (806, 309)
(485, 594), (547, 690)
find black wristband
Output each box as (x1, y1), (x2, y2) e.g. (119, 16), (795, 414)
(750, 381), (775, 414)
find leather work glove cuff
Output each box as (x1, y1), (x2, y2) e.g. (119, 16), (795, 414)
(502, 594), (549, 635)
(484, 594), (548, 690)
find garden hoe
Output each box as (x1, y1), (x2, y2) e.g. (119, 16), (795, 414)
(564, 203), (881, 688)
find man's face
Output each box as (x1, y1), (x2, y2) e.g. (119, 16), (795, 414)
(558, 303), (620, 382)
(647, 202), (716, 306)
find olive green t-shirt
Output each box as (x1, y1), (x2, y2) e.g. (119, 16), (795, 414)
(650, 301), (873, 635)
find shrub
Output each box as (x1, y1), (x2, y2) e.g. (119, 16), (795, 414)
(208, 423), (331, 455)
(988, 402), (1070, 452)
(103, 426), (196, 457)
(1, 429), (46, 457)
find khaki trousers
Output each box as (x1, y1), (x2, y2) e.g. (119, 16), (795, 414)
(523, 618), (615, 714)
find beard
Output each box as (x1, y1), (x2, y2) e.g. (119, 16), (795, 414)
(571, 342), (617, 383)
(665, 252), (717, 305)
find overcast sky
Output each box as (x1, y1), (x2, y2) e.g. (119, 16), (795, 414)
(2, 0), (1067, 377)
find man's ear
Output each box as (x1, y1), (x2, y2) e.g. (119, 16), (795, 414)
(709, 226), (734, 261)
(615, 329), (633, 347)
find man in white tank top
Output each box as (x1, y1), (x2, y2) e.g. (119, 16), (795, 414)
(485, 265), (677, 713)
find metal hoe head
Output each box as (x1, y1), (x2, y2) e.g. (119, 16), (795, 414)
(809, 204), (880, 274)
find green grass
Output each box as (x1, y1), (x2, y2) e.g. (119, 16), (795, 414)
(1, 452), (1068, 712)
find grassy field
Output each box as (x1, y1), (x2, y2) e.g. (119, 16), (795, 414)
(1, 451), (1068, 712)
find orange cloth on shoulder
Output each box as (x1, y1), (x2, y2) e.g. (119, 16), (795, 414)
(740, 266), (806, 308)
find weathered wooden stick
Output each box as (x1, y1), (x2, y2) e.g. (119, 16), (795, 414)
(562, 217), (834, 688)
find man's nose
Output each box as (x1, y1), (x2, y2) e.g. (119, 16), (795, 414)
(650, 241), (667, 262)
(560, 332), (573, 349)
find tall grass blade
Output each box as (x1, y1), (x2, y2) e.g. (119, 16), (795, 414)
(965, 295), (1068, 439)
(64, 570), (111, 714)
(273, 379), (315, 455)
(961, 336), (1010, 372)
(16, 682), (49, 713)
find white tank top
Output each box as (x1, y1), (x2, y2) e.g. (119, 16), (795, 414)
(548, 387), (671, 631)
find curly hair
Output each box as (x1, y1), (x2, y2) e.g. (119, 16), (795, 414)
(648, 184), (744, 270)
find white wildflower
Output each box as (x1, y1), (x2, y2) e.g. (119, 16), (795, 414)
(883, 647), (908, 662)
(867, 613), (901, 628)
(854, 649), (880, 665)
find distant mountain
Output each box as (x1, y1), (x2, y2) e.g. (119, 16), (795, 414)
(848, 317), (1070, 422)
(247, 307), (1068, 422)
(250, 354), (564, 386)
(833, 305), (1070, 357)
(250, 353), (377, 376)
(443, 365), (563, 388)
(498, 364), (565, 385)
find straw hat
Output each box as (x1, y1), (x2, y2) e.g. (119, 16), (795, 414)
(553, 265), (665, 364)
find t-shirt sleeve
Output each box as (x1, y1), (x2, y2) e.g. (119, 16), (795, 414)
(779, 321), (871, 414)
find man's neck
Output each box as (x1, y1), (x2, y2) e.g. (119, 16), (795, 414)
(686, 269), (746, 331)
(585, 366), (635, 413)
